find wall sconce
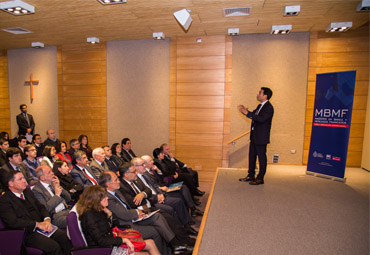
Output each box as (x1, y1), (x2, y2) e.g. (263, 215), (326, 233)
(271, 25), (292, 34)
(228, 28), (239, 36)
(0, 0), (35, 15)
(284, 5), (300, 16)
(174, 9), (192, 31)
(97, 0), (127, 5)
(326, 22), (352, 32)
(153, 32), (165, 40)
(87, 37), (100, 44)
(31, 42), (44, 48)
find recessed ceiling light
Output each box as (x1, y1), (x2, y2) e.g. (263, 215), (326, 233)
(271, 25), (292, 35)
(284, 5), (300, 16)
(97, 0), (127, 5)
(0, 0), (35, 15)
(228, 28), (239, 36)
(153, 32), (165, 40)
(326, 22), (352, 32)
(31, 42), (44, 48)
(87, 37), (100, 44)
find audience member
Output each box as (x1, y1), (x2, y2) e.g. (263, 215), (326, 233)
(43, 129), (61, 148)
(0, 131), (9, 141)
(90, 147), (109, 178)
(67, 139), (80, 165)
(70, 150), (98, 188)
(2, 147), (35, 185)
(78, 134), (92, 160)
(32, 165), (71, 228)
(39, 145), (58, 168)
(111, 142), (125, 167)
(0, 171), (72, 255)
(76, 185), (160, 255)
(102, 145), (119, 173)
(32, 133), (44, 157)
(17, 135), (28, 160)
(23, 144), (40, 181)
(53, 160), (82, 202)
(0, 138), (9, 166)
(100, 170), (192, 255)
(56, 141), (73, 169)
(16, 104), (35, 136)
(121, 138), (136, 162)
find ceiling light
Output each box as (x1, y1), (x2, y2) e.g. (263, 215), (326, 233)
(87, 37), (100, 44)
(284, 5), (300, 16)
(0, 0), (35, 15)
(326, 22), (352, 32)
(153, 32), (165, 40)
(97, 0), (127, 4)
(228, 28), (239, 36)
(271, 25), (292, 35)
(174, 9), (192, 31)
(31, 42), (44, 48)
(357, 0), (370, 11)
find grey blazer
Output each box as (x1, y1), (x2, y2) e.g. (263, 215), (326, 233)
(89, 159), (109, 179)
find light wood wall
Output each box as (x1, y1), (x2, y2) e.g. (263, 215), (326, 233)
(0, 50), (10, 137)
(57, 43), (107, 149)
(303, 25), (369, 167)
(170, 35), (231, 182)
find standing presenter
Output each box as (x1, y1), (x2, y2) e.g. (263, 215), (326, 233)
(238, 87), (274, 185)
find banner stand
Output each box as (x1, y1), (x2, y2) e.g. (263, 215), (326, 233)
(306, 171), (346, 183)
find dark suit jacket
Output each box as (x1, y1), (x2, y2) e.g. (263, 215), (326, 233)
(43, 138), (61, 148)
(16, 113), (35, 135)
(0, 150), (6, 166)
(118, 177), (152, 209)
(70, 165), (98, 189)
(107, 191), (140, 224)
(1, 162), (35, 185)
(0, 188), (49, 233)
(121, 149), (136, 162)
(246, 100), (274, 145)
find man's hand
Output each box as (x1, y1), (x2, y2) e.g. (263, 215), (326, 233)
(52, 177), (62, 196)
(159, 186), (168, 192)
(27, 128), (32, 134)
(157, 194), (165, 204)
(36, 220), (52, 232)
(173, 172), (179, 179)
(238, 104), (249, 115)
(133, 192), (145, 205)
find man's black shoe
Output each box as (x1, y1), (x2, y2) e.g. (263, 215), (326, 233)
(239, 176), (255, 182)
(191, 208), (204, 217)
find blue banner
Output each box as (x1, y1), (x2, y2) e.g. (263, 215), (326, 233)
(307, 70), (356, 179)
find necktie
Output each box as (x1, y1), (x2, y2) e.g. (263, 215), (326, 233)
(82, 168), (98, 185)
(142, 175), (156, 195)
(16, 166), (21, 171)
(130, 182), (141, 194)
(255, 104), (262, 115)
(25, 114), (30, 126)
(20, 193), (25, 200)
(49, 184), (68, 208)
(101, 162), (105, 168)
(114, 192), (129, 209)
(49, 184), (55, 193)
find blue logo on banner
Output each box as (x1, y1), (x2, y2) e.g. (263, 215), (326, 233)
(307, 70), (356, 179)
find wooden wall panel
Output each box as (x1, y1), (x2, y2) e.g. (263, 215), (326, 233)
(0, 50), (10, 137)
(171, 35), (231, 182)
(57, 43), (107, 150)
(303, 26), (369, 167)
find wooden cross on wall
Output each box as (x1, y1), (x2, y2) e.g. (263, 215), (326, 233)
(24, 73), (39, 102)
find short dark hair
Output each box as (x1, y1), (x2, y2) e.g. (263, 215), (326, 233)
(121, 138), (130, 146)
(6, 147), (21, 161)
(3, 170), (20, 188)
(118, 162), (133, 176)
(152, 148), (162, 159)
(74, 150), (86, 162)
(0, 138), (8, 146)
(32, 134), (41, 142)
(69, 139), (78, 147)
(261, 87), (273, 99)
(99, 171), (114, 188)
(101, 145), (110, 150)
(19, 104), (27, 110)
(159, 143), (168, 151)
(17, 136), (27, 143)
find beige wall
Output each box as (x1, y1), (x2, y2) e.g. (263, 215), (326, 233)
(230, 32), (310, 168)
(106, 39), (170, 156)
(8, 47), (59, 138)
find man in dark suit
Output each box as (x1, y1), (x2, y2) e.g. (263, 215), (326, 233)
(0, 138), (9, 166)
(2, 147), (36, 185)
(43, 129), (61, 148)
(17, 135), (28, 160)
(16, 104), (35, 135)
(70, 150), (98, 189)
(32, 165), (71, 228)
(102, 145), (119, 173)
(238, 87), (274, 185)
(66, 139), (80, 165)
(121, 137), (136, 162)
(0, 171), (72, 255)
(32, 134), (44, 158)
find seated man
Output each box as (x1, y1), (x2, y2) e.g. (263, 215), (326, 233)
(102, 145), (119, 173)
(70, 150), (98, 189)
(0, 171), (72, 255)
(17, 135), (28, 160)
(100, 170), (193, 255)
(2, 147), (36, 185)
(23, 144), (40, 181)
(43, 129), (61, 149)
(89, 147), (109, 178)
(121, 137), (136, 162)
(32, 165), (71, 228)
(0, 138), (9, 166)
(32, 134), (44, 158)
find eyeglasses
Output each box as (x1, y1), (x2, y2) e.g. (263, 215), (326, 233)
(127, 170), (137, 174)
(135, 164), (144, 167)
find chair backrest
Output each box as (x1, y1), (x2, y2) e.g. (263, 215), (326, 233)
(0, 217), (5, 230)
(66, 208), (87, 248)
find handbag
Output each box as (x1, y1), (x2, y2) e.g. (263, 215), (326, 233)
(112, 227), (146, 252)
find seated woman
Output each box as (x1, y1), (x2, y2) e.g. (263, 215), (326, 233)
(56, 141), (73, 169)
(78, 135), (93, 161)
(38, 145), (58, 168)
(53, 160), (83, 202)
(111, 143), (125, 167)
(77, 185), (160, 255)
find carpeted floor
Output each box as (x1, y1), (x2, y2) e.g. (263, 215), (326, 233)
(195, 165), (369, 255)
